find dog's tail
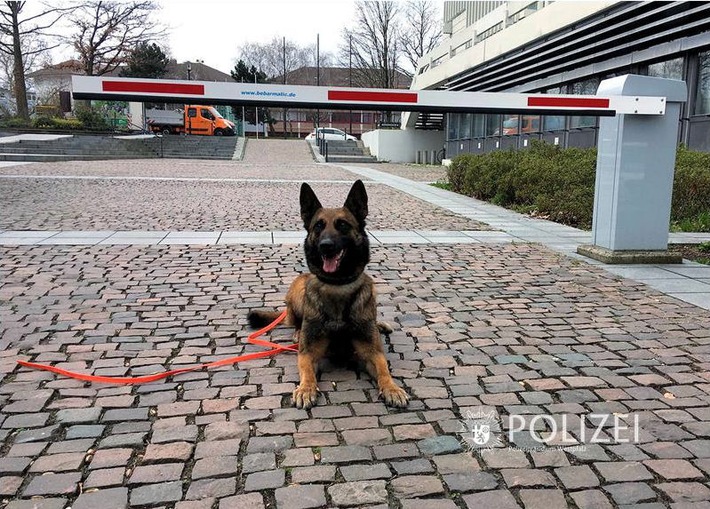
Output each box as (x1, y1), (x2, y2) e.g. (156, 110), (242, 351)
(247, 309), (285, 329)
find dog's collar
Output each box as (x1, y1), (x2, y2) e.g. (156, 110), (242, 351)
(314, 272), (362, 286)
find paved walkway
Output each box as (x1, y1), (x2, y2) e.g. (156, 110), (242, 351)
(1, 139), (710, 509)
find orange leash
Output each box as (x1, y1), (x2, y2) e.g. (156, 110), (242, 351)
(16, 310), (294, 385)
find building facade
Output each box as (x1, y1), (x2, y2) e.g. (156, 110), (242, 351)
(410, 1), (710, 155)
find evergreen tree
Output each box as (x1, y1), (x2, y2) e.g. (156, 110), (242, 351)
(120, 41), (169, 78)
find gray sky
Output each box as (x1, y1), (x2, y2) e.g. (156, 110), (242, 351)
(159, 0), (358, 73)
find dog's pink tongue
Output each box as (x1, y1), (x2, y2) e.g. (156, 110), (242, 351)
(322, 257), (338, 273)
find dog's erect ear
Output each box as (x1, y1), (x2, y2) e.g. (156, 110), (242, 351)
(300, 183), (322, 229)
(344, 179), (368, 224)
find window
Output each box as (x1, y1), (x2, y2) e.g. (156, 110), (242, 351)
(476, 22), (504, 43)
(543, 86), (565, 131)
(648, 57), (683, 80)
(187, 108), (197, 118)
(448, 113), (459, 140)
(502, 114), (519, 135)
(570, 78), (599, 129)
(486, 114), (501, 136)
(473, 114), (485, 137)
(461, 114), (472, 139)
(696, 51), (710, 115)
(201, 108), (213, 120)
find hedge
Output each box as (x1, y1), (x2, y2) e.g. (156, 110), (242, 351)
(446, 140), (710, 232)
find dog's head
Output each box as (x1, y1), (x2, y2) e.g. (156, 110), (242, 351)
(300, 180), (370, 284)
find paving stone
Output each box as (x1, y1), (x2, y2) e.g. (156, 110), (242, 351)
(594, 461), (654, 482)
(194, 439), (241, 459)
(191, 456), (239, 479)
(481, 448), (530, 468)
(129, 463), (184, 484)
(518, 489), (569, 509)
(175, 500), (215, 509)
(391, 475), (445, 498)
(643, 458), (704, 479)
(23, 472), (82, 496)
(0, 476), (23, 496)
(603, 482), (657, 505)
(242, 452), (276, 473)
(85, 467), (126, 488)
(66, 424), (106, 439)
(4, 499), (68, 509)
(341, 428), (392, 446)
(280, 448), (314, 467)
(400, 500), (458, 509)
(55, 407), (103, 424)
(142, 442), (193, 463)
(90, 448), (133, 469)
(204, 421), (249, 441)
(328, 481), (388, 507)
(293, 432), (340, 447)
(73, 487), (128, 509)
(0, 457), (31, 474)
(340, 463), (392, 481)
(219, 493), (264, 509)
(555, 465), (600, 489)
(432, 452), (480, 474)
(185, 478), (236, 500)
(274, 485), (327, 509)
(501, 468), (557, 488)
(290, 465), (337, 483)
(656, 481), (710, 502)
(443, 472), (498, 492)
(244, 469), (285, 491)
(320, 445), (372, 463)
(392, 458), (434, 475)
(416, 435), (462, 455)
(245, 435), (293, 454)
(393, 423), (437, 441)
(463, 489), (521, 509)
(129, 481), (184, 505)
(569, 489), (614, 509)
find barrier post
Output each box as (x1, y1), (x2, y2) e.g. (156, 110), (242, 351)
(577, 75), (687, 264)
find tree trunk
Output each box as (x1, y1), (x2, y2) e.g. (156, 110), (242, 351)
(10, 3), (29, 120)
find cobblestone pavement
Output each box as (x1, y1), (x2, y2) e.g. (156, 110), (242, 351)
(2, 140), (710, 509)
(0, 179), (486, 231)
(364, 163), (448, 183)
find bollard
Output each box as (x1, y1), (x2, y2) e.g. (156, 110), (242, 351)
(577, 75), (687, 264)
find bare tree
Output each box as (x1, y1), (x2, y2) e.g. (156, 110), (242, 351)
(67, 1), (165, 76)
(398, 0), (442, 77)
(237, 37), (332, 81)
(340, 1), (401, 89)
(0, 1), (65, 119)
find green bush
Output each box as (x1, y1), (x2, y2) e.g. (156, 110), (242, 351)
(447, 140), (710, 231)
(0, 116), (31, 128)
(31, 116), (84, 130)
(31, 116), (56, 129)
(672, 146), (710, 226)
(74, 107), (109, 130)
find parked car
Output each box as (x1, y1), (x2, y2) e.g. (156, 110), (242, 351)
(305, 127), (356, 141)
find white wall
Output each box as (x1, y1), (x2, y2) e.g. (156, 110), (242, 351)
(361, 129), (445, 163)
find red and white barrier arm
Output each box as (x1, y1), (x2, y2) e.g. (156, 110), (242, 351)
(72, 76), (666, 116)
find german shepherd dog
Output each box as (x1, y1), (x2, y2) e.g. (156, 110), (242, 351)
(248, 180), (409, 409)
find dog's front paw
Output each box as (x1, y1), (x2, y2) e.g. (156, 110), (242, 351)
(293, 384), (319, 409)
(381, 384), (409, 408)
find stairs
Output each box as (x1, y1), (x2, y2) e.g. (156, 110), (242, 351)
(0, 134), (240, 162)
(320, 140), (378, 164)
